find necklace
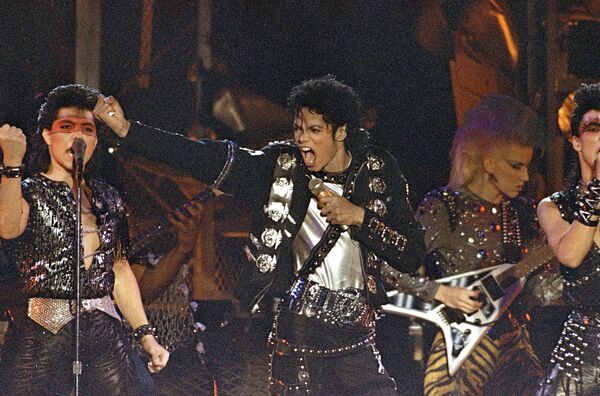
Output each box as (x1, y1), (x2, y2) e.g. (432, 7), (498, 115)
(314, 152), (354, 184)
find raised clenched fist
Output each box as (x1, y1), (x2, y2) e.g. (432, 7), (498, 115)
(93, 95), (131, 138)
(0, 124), (26, 166)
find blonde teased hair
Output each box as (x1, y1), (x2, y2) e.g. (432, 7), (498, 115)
(447, 94), (545, 190)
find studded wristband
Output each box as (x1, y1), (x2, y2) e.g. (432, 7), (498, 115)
(582, 178), (600, 211)
(133, 323), (157, 342)
(575, 178), (600, 226)
(575, 201), (600, 227)
(0, 164), (24, 178)
(575, 210), (600, 227)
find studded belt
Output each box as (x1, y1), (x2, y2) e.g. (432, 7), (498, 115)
(284, 277), (374, 330)
(270, 330), (376, 357)
(27, 295), (121, 334)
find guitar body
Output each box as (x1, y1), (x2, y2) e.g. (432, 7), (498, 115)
(382, 264), (526, 376)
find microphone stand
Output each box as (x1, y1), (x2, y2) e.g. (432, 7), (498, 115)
(72, 156), (84, 396)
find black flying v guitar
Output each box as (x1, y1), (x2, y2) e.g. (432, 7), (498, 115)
(381, 245), (555, 376)
(128, 187), (216, 258)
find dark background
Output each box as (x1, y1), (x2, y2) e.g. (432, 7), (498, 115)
(0, 2), (574, 394)
(0, 0), (467, 202)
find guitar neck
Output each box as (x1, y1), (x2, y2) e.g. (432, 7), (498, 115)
(129, 187), (215, 257)
(496, 245), (555, 286)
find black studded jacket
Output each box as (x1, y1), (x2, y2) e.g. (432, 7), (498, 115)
(122, 121), (425, 310)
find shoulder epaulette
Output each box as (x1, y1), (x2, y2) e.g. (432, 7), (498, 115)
(265, 139), (295, 149)
(423, 187), (459, 231)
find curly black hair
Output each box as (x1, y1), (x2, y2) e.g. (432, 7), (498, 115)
(286, 75), (368, 154)
(571, 83), (600, 137)
(29, 84), (101, 173)
(563, 83), (600, 194)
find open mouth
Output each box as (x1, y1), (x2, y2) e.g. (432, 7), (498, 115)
(300, 147), (316, 168)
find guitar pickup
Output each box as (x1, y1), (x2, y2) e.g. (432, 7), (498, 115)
(480, 274), (504, 300)
(469, 286), (493, 319)
(442, 308), (466, 324)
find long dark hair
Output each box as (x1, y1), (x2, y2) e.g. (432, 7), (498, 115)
(28, 84), (101, 174)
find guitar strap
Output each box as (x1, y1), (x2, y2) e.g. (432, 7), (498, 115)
(430, 188), (459, 232)
(424, 189), (458, 278)
(500, 199), (523, 263)
(296, 159), (363, 278)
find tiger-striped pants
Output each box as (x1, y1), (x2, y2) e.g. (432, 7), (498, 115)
(423, 325), (543, 396)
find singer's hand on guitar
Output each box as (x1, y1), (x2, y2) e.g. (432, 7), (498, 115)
(93, 94), (131, 138)
(434, 284), (482, 314)
(318, 195), (365, 227)
(0, 124), (26, 166)
(169, 201), (204, 253)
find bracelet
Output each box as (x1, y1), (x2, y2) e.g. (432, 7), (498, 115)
(575, 211), (599, 227)
(581, 178), (600, 212)
(133, 323), (157, 342)
(575, 203), (600, 227)
(574, 179), (600, 226)
(0, 164), (24, 178)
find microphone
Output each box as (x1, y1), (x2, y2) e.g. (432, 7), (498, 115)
(308, 177), (332, 198)
(308, 178), (349, 231)
(71, 138), (87, 180)
(71, 138), (87, 163)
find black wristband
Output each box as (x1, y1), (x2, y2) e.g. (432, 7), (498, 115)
(574, 179), (600, 226)
(133, 323), (157, 342)
(0, 164), (24, 178)
(576, 213), (599, 227)
(589, 179), (600, 214)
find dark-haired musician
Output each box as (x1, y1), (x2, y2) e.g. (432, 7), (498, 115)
(96, 75), (426, 394)
(0, 84), (169, 394)
(536, 82), (600, 395)
(131, 200), (205, 347)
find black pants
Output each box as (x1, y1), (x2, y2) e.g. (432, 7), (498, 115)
(269, 310), (397, 395)
(1, 310), (143, 395)
(270, 345), (398, 395)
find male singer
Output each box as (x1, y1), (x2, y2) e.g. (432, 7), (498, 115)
(96, 75), (425, 395)
(0, 84), (169, 394)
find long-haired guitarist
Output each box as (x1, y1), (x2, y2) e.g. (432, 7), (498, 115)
(415, 94), (547, 395)
(536, 83), (600, 396)
(128, 199), (213, 391)
(130, 200), (205, 340)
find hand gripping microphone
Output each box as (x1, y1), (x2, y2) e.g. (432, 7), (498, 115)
(308, 178), (349, 231)
(308, 177), (332, 199)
